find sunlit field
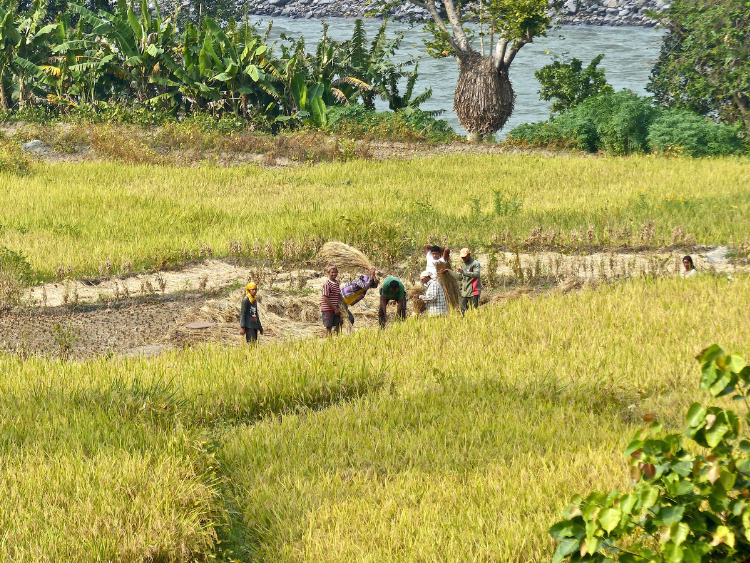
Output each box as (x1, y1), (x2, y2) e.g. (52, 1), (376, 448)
(2, 275), (748, 561)
(2, 154), (749, 279)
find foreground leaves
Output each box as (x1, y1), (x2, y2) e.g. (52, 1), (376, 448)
(550, 346), (750, 562)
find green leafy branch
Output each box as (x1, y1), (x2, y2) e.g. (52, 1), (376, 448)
(550, 344), (750, 563)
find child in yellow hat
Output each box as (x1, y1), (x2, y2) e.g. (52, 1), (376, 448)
(240, 282), (263, 344)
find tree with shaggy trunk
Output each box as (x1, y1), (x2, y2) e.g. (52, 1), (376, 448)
(377, 0), (560, 140)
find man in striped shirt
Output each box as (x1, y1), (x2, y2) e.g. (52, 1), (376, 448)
(418, 270), (448, 317)
(321, 264), (343, 336)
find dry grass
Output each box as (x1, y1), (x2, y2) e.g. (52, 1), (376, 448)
(8, 123), (372, 166)
(407, 283), (427, 314)
(437, 268), (461, 310)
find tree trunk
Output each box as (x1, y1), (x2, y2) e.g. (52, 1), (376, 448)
(0, 78), (6, 110)
(453, 53), (515, 138)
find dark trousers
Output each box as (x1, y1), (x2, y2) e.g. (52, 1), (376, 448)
(460, 295), (480, 314)
(245, 328), (259, 342)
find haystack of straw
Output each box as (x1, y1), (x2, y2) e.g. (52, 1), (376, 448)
(321, 242), (373, 272)
(436, 268), (460, 311)
(454, 53), (515, 136)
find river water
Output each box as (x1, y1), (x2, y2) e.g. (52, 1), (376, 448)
(254, 17), (664, 136)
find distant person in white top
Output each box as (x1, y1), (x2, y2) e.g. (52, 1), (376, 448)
(423, 244), (447, 276)
(681, 255), (698, 278)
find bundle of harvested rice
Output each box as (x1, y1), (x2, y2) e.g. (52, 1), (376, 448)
(556, 277), (582, 295)
(408, 284), (427, 314)
(436, 269), (460, 311)
(321, 242), (373, 272)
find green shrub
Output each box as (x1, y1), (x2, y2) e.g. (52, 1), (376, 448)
(509, 91), (659, 154)
(0, 137), (32, 175)
(327, 105), (456, 143)
(0, 246), (33, 307)
(550, 345), (750, 563)
(508, 91), (750, 157)
(648, 110), (745, 157)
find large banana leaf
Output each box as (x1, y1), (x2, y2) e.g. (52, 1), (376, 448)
(291, 73), (306, 111)
(310, 96), (327, 127)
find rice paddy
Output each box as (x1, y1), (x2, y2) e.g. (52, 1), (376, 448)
(2, 273), (749, 561)
(1, 154), (749, 280)
(2, 153), (750, 561)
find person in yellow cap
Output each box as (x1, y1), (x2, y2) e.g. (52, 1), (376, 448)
(240, 282), (263, 344)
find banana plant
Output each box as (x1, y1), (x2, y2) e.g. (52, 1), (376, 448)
(69, 0), (179, 103)
(288, 73), (328, 127)
(4, 0), (56, 108)
(0, 3), (21, 109)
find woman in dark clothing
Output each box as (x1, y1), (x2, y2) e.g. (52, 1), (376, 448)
(240, 282), (264, 343)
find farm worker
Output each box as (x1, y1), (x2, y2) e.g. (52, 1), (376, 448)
(340, 267), (378, 324)
(321, 264), (343, 337)
(681, 255), (698, 278)
(240, 282), (263, 344)
(423, 244), (447, 276)
(418, 270), (448, 317)
(378, 276), (407, 328)
(455, 247), (481, 313)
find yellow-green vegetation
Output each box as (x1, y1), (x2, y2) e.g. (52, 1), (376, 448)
(2, 275), (750, 561)
(1, 155), (749, 279)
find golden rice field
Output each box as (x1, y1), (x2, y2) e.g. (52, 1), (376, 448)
(2, 274), (749, 562)
(1, 154), (749, 279)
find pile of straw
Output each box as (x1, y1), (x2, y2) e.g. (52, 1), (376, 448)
(321, 242), (373, 272)
(436, 269), (460, 311)
(407, 284), (427, 314)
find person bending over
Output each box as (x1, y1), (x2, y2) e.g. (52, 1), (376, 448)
(379, 276), (406, 328)
(340, 267), (378, 324)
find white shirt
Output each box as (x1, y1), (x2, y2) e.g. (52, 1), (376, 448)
(425, 251), (445, 276)
(681, 269), (698, 278)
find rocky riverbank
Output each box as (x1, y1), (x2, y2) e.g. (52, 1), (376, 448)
(248, 0), (669, 27)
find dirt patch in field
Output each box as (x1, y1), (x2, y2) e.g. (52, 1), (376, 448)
(2, 248), (745, 360)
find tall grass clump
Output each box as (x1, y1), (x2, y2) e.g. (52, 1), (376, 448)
(0, 136), (32, 175)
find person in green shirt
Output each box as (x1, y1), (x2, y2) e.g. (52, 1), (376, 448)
(378, 276), (406, 328)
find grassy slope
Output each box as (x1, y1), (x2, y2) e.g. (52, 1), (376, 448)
(2, 274), (749, 561)
(1, 154), (749, 278)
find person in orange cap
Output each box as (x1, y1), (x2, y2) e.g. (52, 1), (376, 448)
(456, 248), (481, 313)
(240, 282), (264, 344)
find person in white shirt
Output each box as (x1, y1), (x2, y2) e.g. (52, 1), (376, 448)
(423, 244), (446, 276)
(681, 255), (698, 278)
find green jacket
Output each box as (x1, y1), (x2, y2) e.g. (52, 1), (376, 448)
(453, 258), (481, 297)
